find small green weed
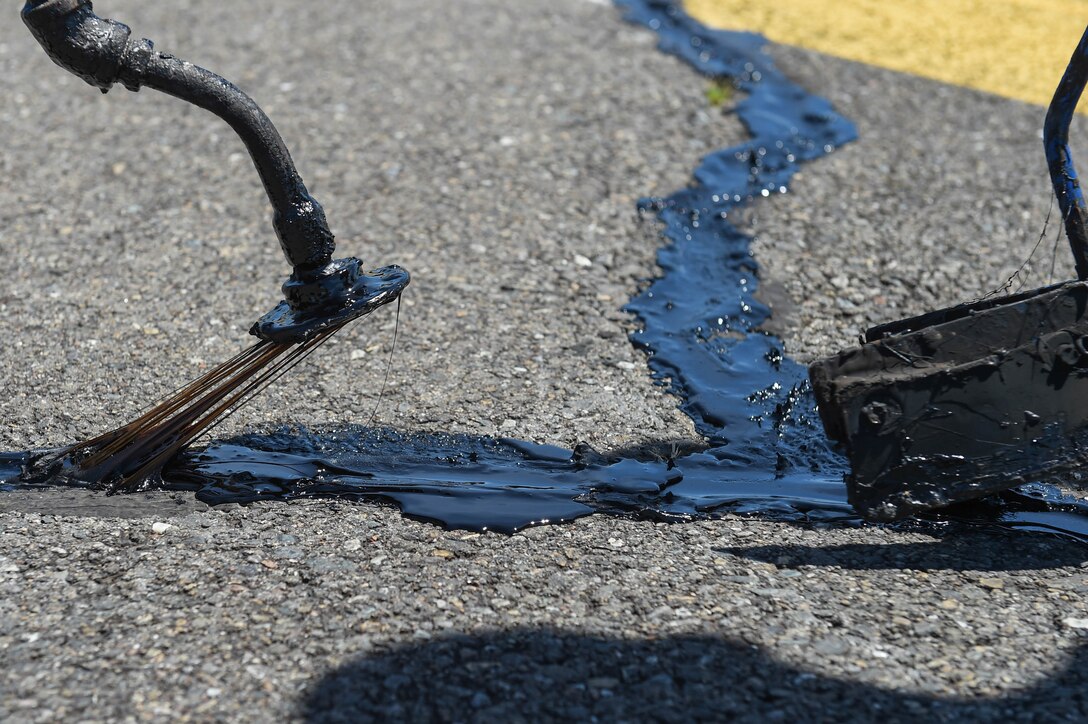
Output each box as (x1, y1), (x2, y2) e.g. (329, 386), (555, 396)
(705, 78), (734, 107)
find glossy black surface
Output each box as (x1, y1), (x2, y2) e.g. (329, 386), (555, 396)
(812, 281), (1088, 521)
(253, 263), (411, 344)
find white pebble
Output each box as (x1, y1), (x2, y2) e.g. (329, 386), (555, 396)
(151, 522), (174, 535)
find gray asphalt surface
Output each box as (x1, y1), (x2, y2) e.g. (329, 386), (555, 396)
(2, 0), (1087, 721)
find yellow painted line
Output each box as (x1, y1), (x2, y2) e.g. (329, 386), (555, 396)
(685, 0), (1088, 109)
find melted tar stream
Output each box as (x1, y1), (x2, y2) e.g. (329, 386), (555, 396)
(4, 0), (1088, 540)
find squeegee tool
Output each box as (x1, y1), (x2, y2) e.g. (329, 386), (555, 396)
(810, 24), (1088, 521)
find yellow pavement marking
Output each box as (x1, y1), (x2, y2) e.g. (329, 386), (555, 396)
(685, 0), (1088, 109)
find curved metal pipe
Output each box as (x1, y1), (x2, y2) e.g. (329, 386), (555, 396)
(139, 53), (335, 270)
(21, 0), (335, 271)
(1044, 23), (1088, 280)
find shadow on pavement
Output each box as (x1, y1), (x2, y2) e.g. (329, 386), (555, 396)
(0, 487), (210, 519)
(299, 630), (1087, 722)
(718, 531), (1087, 571)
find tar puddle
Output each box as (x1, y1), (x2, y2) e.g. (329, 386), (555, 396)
(4, 0), (1088, 540)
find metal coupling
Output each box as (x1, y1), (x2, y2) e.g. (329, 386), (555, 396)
(22, 0), (152, 92)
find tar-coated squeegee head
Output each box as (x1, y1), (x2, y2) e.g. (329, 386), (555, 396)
(808, 23), (1088, 522)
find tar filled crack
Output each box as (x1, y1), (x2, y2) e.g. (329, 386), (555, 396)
(3, 0), (1087, 541)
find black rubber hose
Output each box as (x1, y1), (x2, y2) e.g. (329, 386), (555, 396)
(21, 0), (335, 271)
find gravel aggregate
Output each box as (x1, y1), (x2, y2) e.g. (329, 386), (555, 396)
(2, 0), (1087, 721)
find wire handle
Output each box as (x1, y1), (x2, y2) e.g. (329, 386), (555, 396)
(1045, 23), (1088, 279)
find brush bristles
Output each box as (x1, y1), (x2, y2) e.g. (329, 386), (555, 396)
(53, 326), (343, 494)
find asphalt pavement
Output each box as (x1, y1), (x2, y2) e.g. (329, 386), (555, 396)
(1, 0), (1087, 721)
